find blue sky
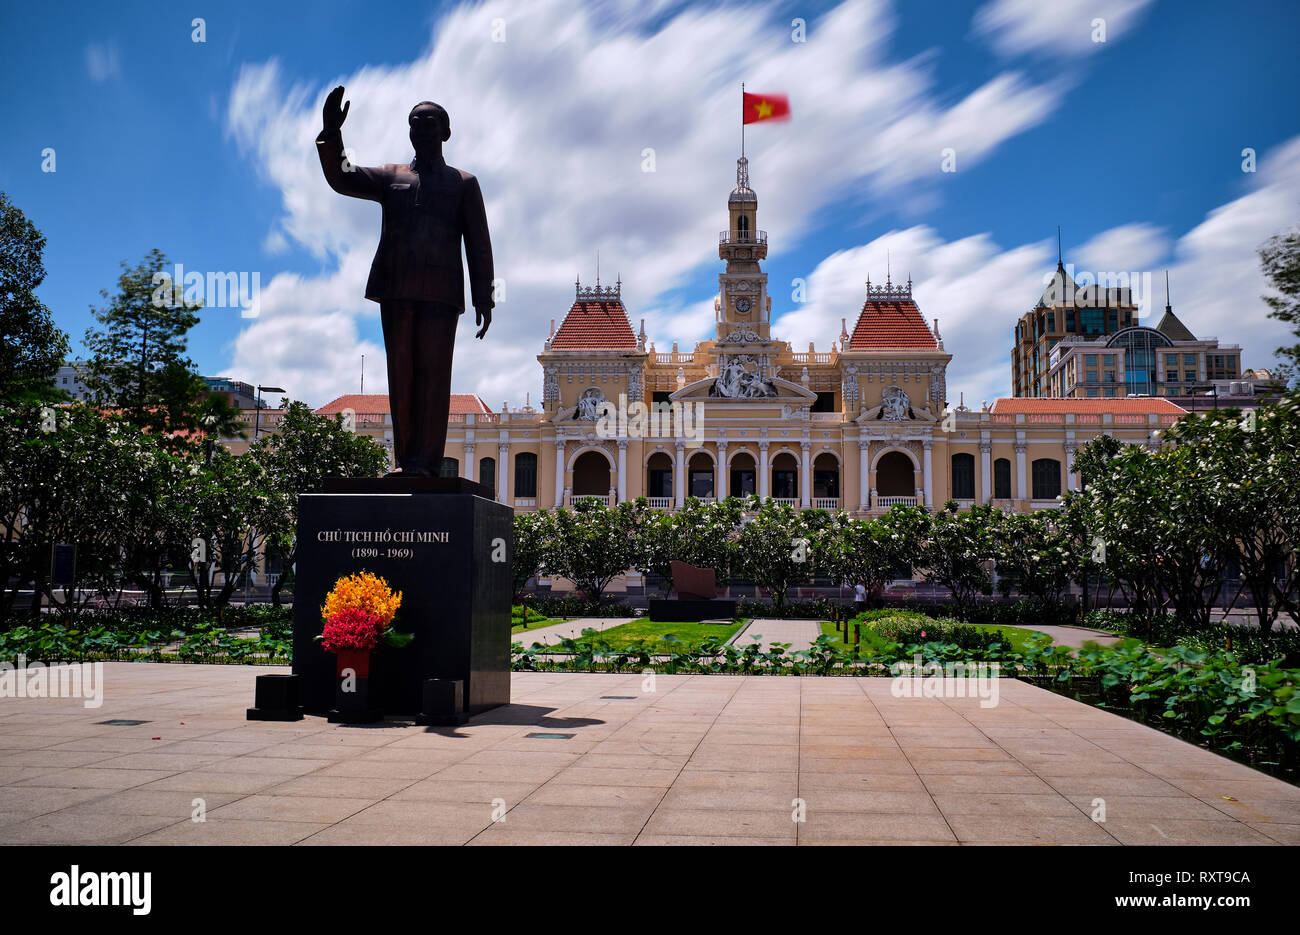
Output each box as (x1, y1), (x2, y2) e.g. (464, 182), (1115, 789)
(2, 0), (1298, 407)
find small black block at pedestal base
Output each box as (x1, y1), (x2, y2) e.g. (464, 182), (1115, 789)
(293, 485), (512, 716)
(416, 678), (469, 726)
(327, 677), (383, 724)
(246, 674), (304, 721)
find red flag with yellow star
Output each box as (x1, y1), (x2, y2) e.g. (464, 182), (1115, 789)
(743, 91), (791, 124)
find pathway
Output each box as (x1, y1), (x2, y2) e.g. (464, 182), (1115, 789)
(1, 664), (1295, 845)
(512, 617), (635, 647)
(729, 618), (824, 653)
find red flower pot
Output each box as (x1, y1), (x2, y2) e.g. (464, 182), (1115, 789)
(334, 648), (371, 678)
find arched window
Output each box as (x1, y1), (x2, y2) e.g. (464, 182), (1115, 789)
(993, 458), (1012, 499)
(737, 215), (750, 239)
(951, 453), (975, 500)
(438, 457), (459, 479)
(479, 457), (496, 494)
(514, 452), (537, 498)
(1031, 458), (1061, 500)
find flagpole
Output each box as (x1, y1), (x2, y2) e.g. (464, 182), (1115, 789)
(741, 82), (745, 157)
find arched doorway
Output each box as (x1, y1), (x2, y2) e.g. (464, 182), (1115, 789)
(876, 451), (915, 498)
(572, 450), (611, 497)
(687, 452), (714, 498)
(729, 452), (757, 497)
(770, 452), (798, 500)
(812, 452), (840, 505)
(646, 451), (673, 500)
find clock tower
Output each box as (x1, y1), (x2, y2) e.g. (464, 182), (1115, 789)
(716, 156), (770, 342)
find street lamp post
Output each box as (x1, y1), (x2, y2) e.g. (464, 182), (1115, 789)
(247, 384), (284, 605)
(253, 384), (286, 440)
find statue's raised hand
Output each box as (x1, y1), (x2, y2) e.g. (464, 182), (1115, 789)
(322, 85), (350, 133)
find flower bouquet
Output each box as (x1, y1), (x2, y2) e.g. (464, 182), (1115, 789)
(318, 571), (411, 723)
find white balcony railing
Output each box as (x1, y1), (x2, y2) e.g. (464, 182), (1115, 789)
(566, 493), (612, 507)
(812, 498), (840, 510)
(876, 495), (918, 508)
(647, 497), (674, 510)
(773, 497), (799, 507)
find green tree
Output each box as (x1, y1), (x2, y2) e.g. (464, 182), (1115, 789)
(0, 192), (69, 404)
(547, 498), (651, 602)
(992, 510), (1084, 611)
(83, 249), (211, 440)
(179, 448), (270, 609)
(818, 513), (903, 599)
(1162, 400), (1300, 634)
(735, 497), (831, 609)
(511, 509), (555, 600)
(1259, 227), (1300, 383)
(919, 503), (997, 620)
(248, 400), (387, 605)
(641, 497), (743, 594)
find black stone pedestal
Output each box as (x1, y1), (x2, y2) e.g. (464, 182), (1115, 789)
(292, 479), (512, 717)
(648, 598), (738, 622)
(246, 674), (304, 721)
(416, 678), (469, 726)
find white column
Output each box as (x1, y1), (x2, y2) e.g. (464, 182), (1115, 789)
(1015, 441), (1027, 502)
(616, 440), (627, 503)
(922, 441), (933, 509)
(463, 443), (475, 480)
(554, 440), (566, 507)
(800, 442), (811, 508)
(674, 442), (685, 507)
(758, 443), (770, 499)
(858, 440), (870, 511)
(1065, 441), (1077, 492)
(715, 443), (727, 499)
(980, 440), (992, 504)
(498, 442), (510, 505)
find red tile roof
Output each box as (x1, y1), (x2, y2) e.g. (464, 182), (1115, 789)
(550, 300), (637, 350)
(315, 393), (491, 415)
(990, 397), (1188, 415)
(848, 299), (937, 349)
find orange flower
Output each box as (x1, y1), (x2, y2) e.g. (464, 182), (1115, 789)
(321, 571), (402, 628)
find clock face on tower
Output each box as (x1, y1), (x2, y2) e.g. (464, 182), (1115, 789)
(734, 296), (752, 315)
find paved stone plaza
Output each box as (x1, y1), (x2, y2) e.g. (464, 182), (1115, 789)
(1, 664), (1297, 845)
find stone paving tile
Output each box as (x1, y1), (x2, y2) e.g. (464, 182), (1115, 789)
(524, 783), (666, 809)
(470, 827), (639, 846)
(1101, 819), (1280, 845)
(642, 807), (796, 838)
(634, 834), (794, 846)
(945, 815), (1119, 845)
(209, 794), (376, 824)
(0, 811), (179, 845)
(1249, 823), (1300, 844)
(2, 664), (1296, 845)
(129, 818), (330, 846)
(798, 812), (957, 844)
(921, 774), (1056, 795)
(262, 774), (417, 799)
(11, 766), (179, 790)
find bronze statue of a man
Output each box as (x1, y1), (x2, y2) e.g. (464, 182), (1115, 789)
(316, 86), (494, 477)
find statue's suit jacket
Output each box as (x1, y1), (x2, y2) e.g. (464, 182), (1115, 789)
(316, 128), (494, 312)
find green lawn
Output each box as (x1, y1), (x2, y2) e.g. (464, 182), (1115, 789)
(817, 620), (1049, 654)
(549, 618), (745, 653)
(511, 616), (565, 634)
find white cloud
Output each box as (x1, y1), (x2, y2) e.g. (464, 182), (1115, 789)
(775, 138), (1300, 407)
(973, 0), (1154, 57)
(224, 0), (1064, 406)
(85, 42), (120, 83)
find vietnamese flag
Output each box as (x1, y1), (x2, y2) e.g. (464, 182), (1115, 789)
(743, 91), (791, 124)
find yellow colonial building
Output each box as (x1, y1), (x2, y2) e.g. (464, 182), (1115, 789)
(311, 156), (1188, 514)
